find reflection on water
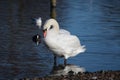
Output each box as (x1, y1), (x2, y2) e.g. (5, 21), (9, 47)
(32, 34), (41, 45)
(50, 7), (56, 19)
(0, 0), (120, 79)
(57, 0), (120, 71)
(0, 0), (51, 79)
(50, 64), (85, 76)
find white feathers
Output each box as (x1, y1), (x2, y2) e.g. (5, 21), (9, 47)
(36, 17), (42, 29)
(43, 19), (86, 59)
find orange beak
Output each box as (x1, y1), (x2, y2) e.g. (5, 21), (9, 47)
(43, 29), (47, 38)
(43, 31), (47, 37)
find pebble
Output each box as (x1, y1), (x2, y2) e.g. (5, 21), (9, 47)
(19, 70), (120, 80)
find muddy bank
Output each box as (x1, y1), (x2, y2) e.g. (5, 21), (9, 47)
(20, 70), (120, 80)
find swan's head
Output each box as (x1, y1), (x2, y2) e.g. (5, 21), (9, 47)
(43, 19), (59, 37)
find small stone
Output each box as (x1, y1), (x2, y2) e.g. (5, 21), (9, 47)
(92, 76), (97, 80)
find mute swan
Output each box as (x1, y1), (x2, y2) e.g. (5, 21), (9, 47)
(42, 19), (86, 65)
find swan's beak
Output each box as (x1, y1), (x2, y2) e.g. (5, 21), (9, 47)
(43, 29), (47, 38)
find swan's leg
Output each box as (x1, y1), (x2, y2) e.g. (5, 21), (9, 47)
(64, 58), (67, 66)
(54, 55), (57, 66)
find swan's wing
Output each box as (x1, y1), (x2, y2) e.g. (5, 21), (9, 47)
(47, 35), (80, 51)
(55, 35), (85, 58)
(45, 33), (85, 58)
(54, 34), (82, 53)
(59, 29), (70, 35)
(56, 34), (81, 49)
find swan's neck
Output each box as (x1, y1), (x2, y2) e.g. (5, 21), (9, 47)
(51, 19), (59, 33)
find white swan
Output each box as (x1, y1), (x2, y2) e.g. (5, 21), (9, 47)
(42, 19), (86, 65)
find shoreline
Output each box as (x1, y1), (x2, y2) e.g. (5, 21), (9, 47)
(20, 70), (120, 80)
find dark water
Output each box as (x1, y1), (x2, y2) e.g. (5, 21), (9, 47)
(0, 0), (120, 79)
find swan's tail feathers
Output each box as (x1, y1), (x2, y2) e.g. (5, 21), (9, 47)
(71, 45), (86, 57)
(81, 45), (86, 53)
(77, 45), (86, 53)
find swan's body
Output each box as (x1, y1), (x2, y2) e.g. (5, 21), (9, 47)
(42, 19), (86, 64)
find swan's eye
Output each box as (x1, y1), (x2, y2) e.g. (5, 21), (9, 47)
(50, 25), (53, 29)
(43, 29), (47, 32)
